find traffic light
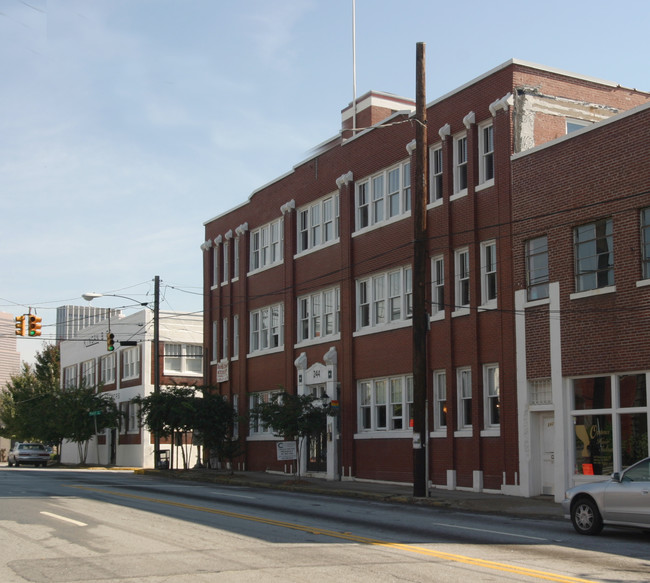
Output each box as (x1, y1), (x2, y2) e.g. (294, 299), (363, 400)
(107, 332), (115, 352)
(28, 315), (42, 337)
(15, 315), (25, 336)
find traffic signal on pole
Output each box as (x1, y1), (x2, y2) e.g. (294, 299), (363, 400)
(28, 315), (42, 337)
(15, 315), (25, 336)
(107, 332), (115, 352)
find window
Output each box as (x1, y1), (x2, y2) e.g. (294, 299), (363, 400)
(479, 122), (494, 185)
(233, 236), (240, 279)
(484, 364), (500, 428)
(121, 400), (140, 434)
(453, 134), (468, 195)
(222, 241), (229, 284)
(431, 255), (445, 317)
(81, 359), (95, 388)
(433, 370), (447, 432)
(233, 315), (239, 358)
(212, 247), (219, 287)
(250, 304), (284, 354)
(526, 236), (549, 301)
(358, 375), (413, 432)
(642, 208), (650, 280)
(574, 218), (613, 292)
(356, 266), (412, 331)
(457, 367), (472, 430)
(250, 218), (283, 272)
(355, 162), (411, 230)
(222, 318), (228, 360)
(212, 320), (218, 362)
(298, 194), (340, 253)
(454, 248), (470, 311)
(164, 344), (203, 375)
(100, 353), (116, 384)
(430, 145), (443, 202)
(249, 390), (276, 435)
(63, 365), (77, 389)
(297, 287), (340, 343)
(122, 347), (141, 380)
(566, 118), (591, 133)
(480, 240), (497, 306)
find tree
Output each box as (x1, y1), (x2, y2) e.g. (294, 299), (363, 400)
(250, 389), (334, 478)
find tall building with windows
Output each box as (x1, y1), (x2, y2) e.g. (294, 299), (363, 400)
(202, 59), (650, 498)
(56, 305), (122, 342)
(0, 312), (22, 460)
(59, 309), (203, 468)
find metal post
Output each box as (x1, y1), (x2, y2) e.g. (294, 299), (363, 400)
(153, 275), (161, 468)
(412, 42), (428, 497)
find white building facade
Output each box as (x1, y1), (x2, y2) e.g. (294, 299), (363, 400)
(59, 310), (203, 468)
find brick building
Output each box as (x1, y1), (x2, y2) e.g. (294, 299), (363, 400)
(512, 101), (650, 500)
(202, 59), (649, 497)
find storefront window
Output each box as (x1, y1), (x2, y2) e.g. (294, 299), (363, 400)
(573, 376), (611, 410)
(574, 414), (613, 476)
(619, 374), (647, 408)
(620, 413), (648, 468)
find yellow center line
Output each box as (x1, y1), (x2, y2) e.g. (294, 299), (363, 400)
(70, 485), (597, 583)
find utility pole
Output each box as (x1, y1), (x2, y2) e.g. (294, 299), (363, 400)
(412, 42), (428, 498)
(153, 275), (161, 468)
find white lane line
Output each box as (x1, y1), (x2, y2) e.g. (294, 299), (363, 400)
(431, 521), (547, 541)
(211, 492), (256, 499)
(40, 511), (87, 527)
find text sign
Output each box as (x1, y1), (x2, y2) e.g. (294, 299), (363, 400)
(89, 410), (101, 417)
(276, 441), (297, 461)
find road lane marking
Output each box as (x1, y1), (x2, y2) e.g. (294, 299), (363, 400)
(70, 486), (596, 583)
(40, 511), (87, 526)
(430, 521), (547, 541)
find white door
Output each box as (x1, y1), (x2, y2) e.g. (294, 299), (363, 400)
(540, 413), (555, 495)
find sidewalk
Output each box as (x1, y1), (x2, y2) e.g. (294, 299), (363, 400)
(136, 468), (564, 521)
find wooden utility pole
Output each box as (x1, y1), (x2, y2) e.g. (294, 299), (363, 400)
(412, 42), (428, 497)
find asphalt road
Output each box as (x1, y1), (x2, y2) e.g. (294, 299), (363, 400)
(1, 467), (649, 582)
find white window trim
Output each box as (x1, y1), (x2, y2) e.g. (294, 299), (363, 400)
(356, 375), (413, 434)
(222, 241), (229, 285)
(480, 240), (497, 310)
(296, 287), (341, 346)
(232, 314), (239, 360)
(211, 245), (220, 290)
(122, 347), (141, 381)
(452, 132), (468, 199)
(478, 121), (495, 188)
(431, 369), (447, 437)
(100, 353), (116, 385)
(249, 218), (284, 275)
(429, 143), (444, 204)
(481, 364), (501, 436)
(248, 390), (283, 440)
(248, 303), (284, 357)
(455, 367), (472, 435)
(296, 193), (340, 256)
(452, 247), (470, 317)
(355, 266), (412, 334)
(211, 320), (218, 364)
(431, 255), (445, 321)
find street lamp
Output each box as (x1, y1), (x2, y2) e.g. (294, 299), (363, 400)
(82, 276), (161, 468)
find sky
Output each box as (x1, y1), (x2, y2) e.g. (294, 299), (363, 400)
(1, 0), (649, 365)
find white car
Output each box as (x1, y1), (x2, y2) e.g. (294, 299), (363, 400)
(7, 443), (50, 468)
(562, 457), (650, 535)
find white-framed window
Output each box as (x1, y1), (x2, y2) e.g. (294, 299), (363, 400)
(121, 400), (140, 434)
(122, 347), (141, 380)
(526, 236), (549, 301)
(212, 246), (219, 287)
(100, 353), (116, 385)
(566, 118), (592, 133)
(250, 218), (283, 272)
(355, 161), (411, 231)
(298, 194), (340, 253)
(250, 304), (284, 354)
(574, 218), (614, 292)
(433, 370), (447, 432)
(222, 318), (228, 360)
(457, 367), (472, 430)
(483, 364), (500, 429)
(641, 208), (650, 280)
(63, 365), (77, 389)
(356, 266), (412, 331)
(232, 315), (239, 359)
(233, 236), (240, 279)
(358, 375), (413, 432)
(480, 240), (497, 307)
(212, 320), (218, 362)
(454, 248), (470, 311)
(81, 359), (95, 388)
(249, 390), (277, 436)
(429, 144), (443, 202)
(478, 122), (494, 185)
(453, 133), (468, 195)
(164, 344), (203, 375)
(431, 255), (445, 318)
(297, 287), (340, 343)
(222, 241), (229, 284)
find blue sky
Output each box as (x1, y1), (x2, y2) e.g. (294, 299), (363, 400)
(1, 0), (649, 364)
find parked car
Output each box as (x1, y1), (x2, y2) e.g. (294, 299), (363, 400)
(7, 443), (50, 467)
(562, 457), (650, 535)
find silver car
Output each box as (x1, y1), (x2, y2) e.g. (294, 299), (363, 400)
(562, 457), (650, 535)
(7, 443), (50, 468)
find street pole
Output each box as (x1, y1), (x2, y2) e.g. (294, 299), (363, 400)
(153, 275), (161, 468)
(412, 42), (428, 498)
